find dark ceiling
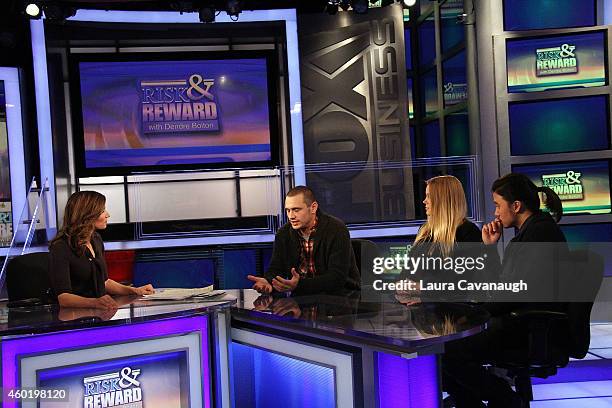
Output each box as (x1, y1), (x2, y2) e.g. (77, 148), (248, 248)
(10, 0), (362, 13)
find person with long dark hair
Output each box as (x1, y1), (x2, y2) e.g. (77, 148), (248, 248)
(49, 191), (154, 309)
(443, 173), (567, 408)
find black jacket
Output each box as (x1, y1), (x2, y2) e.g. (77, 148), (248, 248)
(264, 211), (360, 295)
(500, 211), (567, 282)
(486, 211), (568, 316)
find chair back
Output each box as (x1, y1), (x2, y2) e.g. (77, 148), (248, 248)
(564, 249), (604, 359)
(6, 252), (51, 302)
(351, 239), (379, 276)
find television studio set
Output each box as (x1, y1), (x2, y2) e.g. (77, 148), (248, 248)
(0, 0), (611, 407)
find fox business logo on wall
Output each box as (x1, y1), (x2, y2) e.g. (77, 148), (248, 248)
(541, 170), (583, 200)
(535, 43), (577, 76)
(140, 74), (219, 134)
(83, 366), (143, 408)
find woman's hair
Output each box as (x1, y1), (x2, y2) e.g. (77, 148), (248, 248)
(414, 175), (468, 257)
(492, 173), (563, 222)
(49, 191), (106, 254)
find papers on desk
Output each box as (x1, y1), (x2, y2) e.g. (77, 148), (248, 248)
(142, 285), (222, 300)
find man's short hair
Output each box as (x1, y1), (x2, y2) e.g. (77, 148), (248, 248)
(286, 186), (317, 206)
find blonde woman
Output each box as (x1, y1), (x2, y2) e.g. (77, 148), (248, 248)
(397, 176), (481, 301)
(414, 175), (481, 253)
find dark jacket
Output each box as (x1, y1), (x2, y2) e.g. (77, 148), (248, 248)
(264, 211), (360, 295)
(486, 211), (567, 316)
(48, 232), (108, 299)
(500, 211), (567, 282)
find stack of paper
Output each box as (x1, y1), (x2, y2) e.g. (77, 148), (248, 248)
(142, 285), (214, 300)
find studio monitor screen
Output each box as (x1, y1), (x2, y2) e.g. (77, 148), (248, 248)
(70, 52), (279, 176)
(506, 30), (607, 93)
(513, 160), (612, 216)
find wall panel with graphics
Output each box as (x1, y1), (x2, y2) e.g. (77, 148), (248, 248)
(494, 24), (612, 231)
(298, 3), (415, 224)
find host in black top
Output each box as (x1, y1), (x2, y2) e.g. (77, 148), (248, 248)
(48, 191), (154, 309)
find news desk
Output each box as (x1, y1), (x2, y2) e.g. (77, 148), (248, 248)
(228, 289), (490, 408)
(0, 297), (234, 408)
(0, 290), (489, 408)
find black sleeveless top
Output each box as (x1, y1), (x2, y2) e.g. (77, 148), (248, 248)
(48, 232), (108, 299)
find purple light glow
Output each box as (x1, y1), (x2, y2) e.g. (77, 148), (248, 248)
(377, 353), (440, 408)
(2, 316), (210, 408)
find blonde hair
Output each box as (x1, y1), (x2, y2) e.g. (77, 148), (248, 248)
(414, 175), (468, 257)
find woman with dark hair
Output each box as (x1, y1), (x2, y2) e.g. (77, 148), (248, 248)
(49, 191), (154, 309)
(442, 173), (568, 408)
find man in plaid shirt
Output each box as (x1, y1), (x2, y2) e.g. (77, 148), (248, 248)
(248, 186), (360, 295)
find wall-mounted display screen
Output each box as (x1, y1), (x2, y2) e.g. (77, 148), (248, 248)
(509, 95), (610, 155)
(37, 351), (191, 408)
(506, 30), (607, 93)
(513, 160), (611, 215)
(71, 52), (278, 176)
(504, 0), (596, 32)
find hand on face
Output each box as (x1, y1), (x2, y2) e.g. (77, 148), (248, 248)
(482, 219), (502, 245)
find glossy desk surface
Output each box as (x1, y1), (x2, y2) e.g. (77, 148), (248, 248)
(0, 295), (235, 338)
(0, 289), (490, 353)
(229, 289), (490, 352)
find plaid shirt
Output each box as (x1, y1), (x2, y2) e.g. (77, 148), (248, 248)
(298, 217), (318, 278)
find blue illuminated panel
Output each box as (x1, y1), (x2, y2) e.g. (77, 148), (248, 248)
(509, 95), (609, 155)
(423, 120), (441, 158)
(232, 342), (336, 408)
(377, 353), (439, 408)
(405, 29), (412, 71)
(504, 0), (596, 31)
(418, 16), (436, 66)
